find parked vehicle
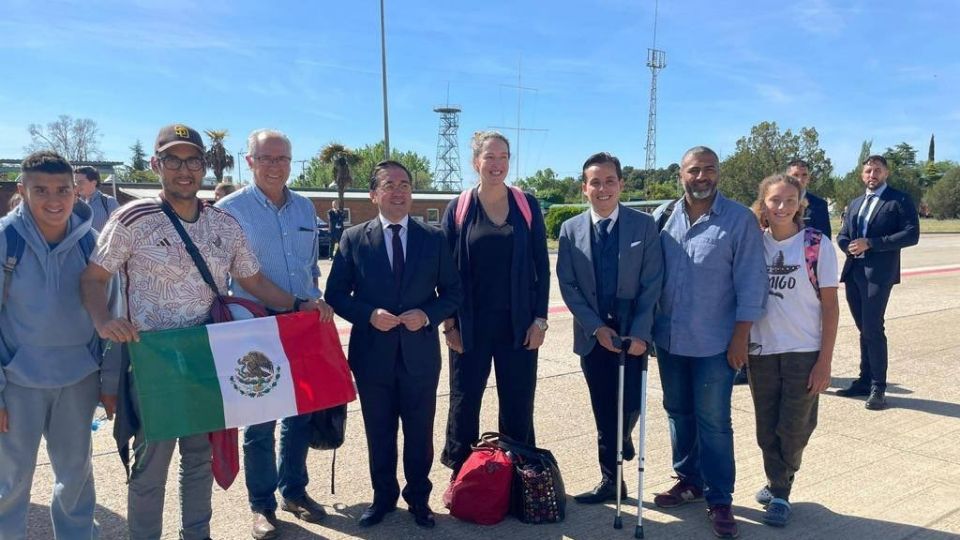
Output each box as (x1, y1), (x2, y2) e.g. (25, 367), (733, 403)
(317, 217), (332, 259)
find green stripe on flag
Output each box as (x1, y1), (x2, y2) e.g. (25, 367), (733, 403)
(130, 325), (226, 441)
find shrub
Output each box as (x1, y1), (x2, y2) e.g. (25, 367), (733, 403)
(925, 167), (960, 219)
(544, 206), (585, 240)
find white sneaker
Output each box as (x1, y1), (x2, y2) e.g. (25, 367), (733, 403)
(755, 486), (774, 506)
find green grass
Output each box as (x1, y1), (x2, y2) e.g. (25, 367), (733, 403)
(831, 218), (960, 234)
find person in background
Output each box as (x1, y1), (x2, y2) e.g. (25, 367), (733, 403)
(835, 155), (919, 410)
(74, 165), (119, 232)
(213, 181), (236, 202)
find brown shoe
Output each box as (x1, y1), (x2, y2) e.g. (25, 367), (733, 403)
(653, 477), (704, 508)
(707, 504), (740, 538)
(281, 495), (326, 523)
(251, 510), (279, 540)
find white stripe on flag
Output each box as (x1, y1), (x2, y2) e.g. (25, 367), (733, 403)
(207, 317), (299, 429)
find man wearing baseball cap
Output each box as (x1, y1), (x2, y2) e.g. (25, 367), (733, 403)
(81, 124), (332, 539)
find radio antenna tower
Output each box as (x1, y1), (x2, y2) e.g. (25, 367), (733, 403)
(645, 0), (666, 170)
(433, 87), (463, 190)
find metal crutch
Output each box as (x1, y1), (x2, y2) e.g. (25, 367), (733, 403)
(613, 298), (634, 530)
(635, 349), (649, 538)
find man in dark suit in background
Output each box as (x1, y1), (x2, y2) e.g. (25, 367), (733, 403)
(557, 152), (663, 503)
(325, 160), (462, 529)
(836, 155), (919, 410)
(787, 159), (832, 237)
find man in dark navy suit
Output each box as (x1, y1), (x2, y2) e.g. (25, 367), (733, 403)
(325, 160), (462, 529)
(787, 159), (832, 237)
(836, 155), (919, 410)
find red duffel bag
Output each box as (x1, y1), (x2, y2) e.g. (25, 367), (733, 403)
(444, 432), (514, 525)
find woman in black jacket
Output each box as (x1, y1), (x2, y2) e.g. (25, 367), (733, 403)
(439, 130), (550, 473)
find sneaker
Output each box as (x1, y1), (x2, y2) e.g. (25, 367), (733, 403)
(755, 485), (774, 506)
(653, 477), (704, 508)
(707, 504), (740, 538)
(762, 498), (791, 527)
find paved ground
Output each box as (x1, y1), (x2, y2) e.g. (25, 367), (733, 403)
(24, 235), (960, 539)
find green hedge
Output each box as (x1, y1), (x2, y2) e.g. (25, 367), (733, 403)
(545, 206), (584, 240)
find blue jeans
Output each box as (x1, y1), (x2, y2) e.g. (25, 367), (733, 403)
(243, 413), (313, 512)
(656, 347), (736, 505)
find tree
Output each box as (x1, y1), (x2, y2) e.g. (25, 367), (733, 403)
(130, 140), (147, 171)
(883, 142), (918, 169)
(317, 143), (360, 212)
(203, 130), (234, 183)
(25, 115), (103, 161)
(514, 168), (582, 204)
(925, 167), (960, 219)
(833, 140), (873, 215)
(928, 133), (935, 163)
(297, 141), (434, 194)
(644, 181), (681, 201)
(719, 122), (833, 205)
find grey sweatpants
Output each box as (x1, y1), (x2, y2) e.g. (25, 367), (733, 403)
(0, 372), (100, 540)
(126, 380), (213, 540)
(747, 351), (820, 500)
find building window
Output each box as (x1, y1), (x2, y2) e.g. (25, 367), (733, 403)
(427, 208), (440, 224)
(342, 208), (352, 224)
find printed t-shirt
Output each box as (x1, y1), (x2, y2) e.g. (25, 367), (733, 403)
(93, 199), (260, 332)
(750, 228), (839, 355)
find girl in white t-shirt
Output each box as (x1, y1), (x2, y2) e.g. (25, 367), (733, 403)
(747, 173), (839, 528)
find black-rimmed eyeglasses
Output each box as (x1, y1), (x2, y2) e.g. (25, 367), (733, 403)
(160, 155), (205, 171)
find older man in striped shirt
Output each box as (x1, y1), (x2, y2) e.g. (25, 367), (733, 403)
(216, 129), (330, 540)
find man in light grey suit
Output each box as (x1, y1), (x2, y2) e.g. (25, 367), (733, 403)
(557, 152), (664, 504)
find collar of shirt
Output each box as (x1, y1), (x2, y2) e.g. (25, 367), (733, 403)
(679, 191), (727, 225)
(251, 184), (290, 210)
(378, 213), (410, 231)
(865, 183), (888, 197)
(590, 205), (620, 231)
(82, 190), (101, 204)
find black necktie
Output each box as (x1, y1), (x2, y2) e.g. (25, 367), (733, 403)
(597, 218), (611, 245)
(856, 194), (877, 238)
(389, 223), (404, 283)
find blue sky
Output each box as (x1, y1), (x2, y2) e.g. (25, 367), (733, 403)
(2, 0), (957, 184)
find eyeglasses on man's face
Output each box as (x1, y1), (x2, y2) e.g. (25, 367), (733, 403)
(160, 155), (205, 171)
(254, 156), (292, 166)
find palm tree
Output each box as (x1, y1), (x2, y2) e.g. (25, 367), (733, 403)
(204, 129), (234, 183)
(319, 142), (359, 211)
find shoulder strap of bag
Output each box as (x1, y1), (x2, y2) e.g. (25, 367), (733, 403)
(2, 225), (25, 308)
(803, 227), (822, 300)
(455, 187), (533, 230)
(654, 199), (678, 232)
(79, 231), (96, 261)
(158, 199), (221, 296)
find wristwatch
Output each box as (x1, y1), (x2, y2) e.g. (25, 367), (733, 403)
(534, 317), (549, 331)
(292, 297), (309, 311)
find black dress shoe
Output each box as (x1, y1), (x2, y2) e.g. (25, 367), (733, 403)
(358, 504), (395, 527)
(574, 480), (628, 504)
(865, 388), (887, 410)
(836, 380), (871, 397)
(408, 504), (436, 529)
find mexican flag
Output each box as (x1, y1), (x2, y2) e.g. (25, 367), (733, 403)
(129, 312), (355, 442)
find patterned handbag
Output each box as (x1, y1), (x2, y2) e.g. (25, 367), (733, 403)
(498, 436), (567, 524)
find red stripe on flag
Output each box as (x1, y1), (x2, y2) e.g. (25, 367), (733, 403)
(276, 312), (357, 414)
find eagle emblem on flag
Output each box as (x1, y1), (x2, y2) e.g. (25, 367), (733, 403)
(230, 351), (281, 398)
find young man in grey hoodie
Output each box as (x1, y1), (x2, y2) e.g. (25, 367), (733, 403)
(0, 151), (120, 539)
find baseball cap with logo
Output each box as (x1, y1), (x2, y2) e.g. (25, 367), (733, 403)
(155, 124), (205, 154)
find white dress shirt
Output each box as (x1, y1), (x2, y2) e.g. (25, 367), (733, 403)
(378, 214), (409, 267)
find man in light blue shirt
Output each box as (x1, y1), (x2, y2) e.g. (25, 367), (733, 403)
(216, 129), (332, 539)
(651, 146), (767, 540)
(74, 165), (120, 232)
